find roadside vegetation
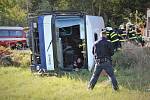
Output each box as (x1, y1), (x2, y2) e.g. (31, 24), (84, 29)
(1, 0), (149, 27)
(0, 46), (30, 67)
(0, 68), (149, 100)
(112, 43), (150, 91)
(0, 44), (150, 100)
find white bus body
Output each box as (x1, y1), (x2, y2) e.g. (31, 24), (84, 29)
(30, 12), (104, 72)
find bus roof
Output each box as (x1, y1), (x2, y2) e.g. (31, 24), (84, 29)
(0, 26), (24, 30)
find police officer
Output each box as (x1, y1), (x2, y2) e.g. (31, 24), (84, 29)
(88, 31), (119, 91)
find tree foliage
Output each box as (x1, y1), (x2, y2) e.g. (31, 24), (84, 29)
(0, 0), (27, 26)
(0, 0), (150, 26)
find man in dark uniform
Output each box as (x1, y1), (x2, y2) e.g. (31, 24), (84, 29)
(88, 31), (119, 91)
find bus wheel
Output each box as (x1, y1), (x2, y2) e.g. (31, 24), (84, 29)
(16, 42), (23, 50)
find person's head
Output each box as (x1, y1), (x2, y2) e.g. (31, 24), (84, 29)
(106, 27), (113, 32)
(101, 31), (107, 38)
(77, 58), (82, 63)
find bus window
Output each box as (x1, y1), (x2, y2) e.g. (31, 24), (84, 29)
(0, 30), (9, 36)
(9, 30), (23, 37)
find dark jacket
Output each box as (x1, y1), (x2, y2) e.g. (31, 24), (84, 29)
(92, 37), (114, 61)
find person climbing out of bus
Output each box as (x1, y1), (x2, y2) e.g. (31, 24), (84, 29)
(63, 37), (74, 68)
(73, 55), (83, 71)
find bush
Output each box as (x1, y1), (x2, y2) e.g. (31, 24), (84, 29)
(112, 49), (139, 69)
(11, 50), (31, 67)
(0, 46), (30, 67)
(113, 42), (150, 69)
(0, 46), (13, 66)
(112, 42), (150, 91)
(0, 46), (12, 55)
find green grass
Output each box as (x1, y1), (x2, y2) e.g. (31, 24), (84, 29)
(0, 67), (150, 100)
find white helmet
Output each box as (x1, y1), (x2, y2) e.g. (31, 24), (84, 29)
(119, 24), (125, 30)
(106, 27), (113, 31)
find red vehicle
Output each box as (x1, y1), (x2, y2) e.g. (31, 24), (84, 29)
(0, 27), (27, 49)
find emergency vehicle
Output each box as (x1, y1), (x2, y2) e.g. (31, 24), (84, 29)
(0, 27), (27, 49)
(29, 11), (104, 72)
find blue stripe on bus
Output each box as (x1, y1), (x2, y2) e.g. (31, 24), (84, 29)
(38, 16), (46, 70)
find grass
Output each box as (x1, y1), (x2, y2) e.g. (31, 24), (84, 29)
(0, 45), (150, 100)
(0, 67), (150, 100)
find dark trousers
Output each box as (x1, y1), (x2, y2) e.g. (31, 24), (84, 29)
(88, 62), (119, 90)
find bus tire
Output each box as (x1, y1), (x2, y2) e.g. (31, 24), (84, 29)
(16, 42), (23, 50)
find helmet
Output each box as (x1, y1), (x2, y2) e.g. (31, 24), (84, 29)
(119, 25), (125, 30)
(106, 27), (113, 31)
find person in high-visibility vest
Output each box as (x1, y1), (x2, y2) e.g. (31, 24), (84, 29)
(119, 26), (127, 41)
(106, 27), (120, 51)
(106, 30), (111, 42)
(111, 32), (120, 51)
(136, 28), (145, 47)
(127, 25), (137, 41)
(116, 28), (127, 49)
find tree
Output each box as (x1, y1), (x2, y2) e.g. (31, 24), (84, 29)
(6, 5), (27, 25)
(0, 0), (27, 26)
(1, 0), (150, 26)
(17, 0), (150, 26)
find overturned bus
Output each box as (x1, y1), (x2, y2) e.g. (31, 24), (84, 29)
(29, 11), (104, 72)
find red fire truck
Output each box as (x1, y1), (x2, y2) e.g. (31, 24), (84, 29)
(0, 27), (27, 49)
